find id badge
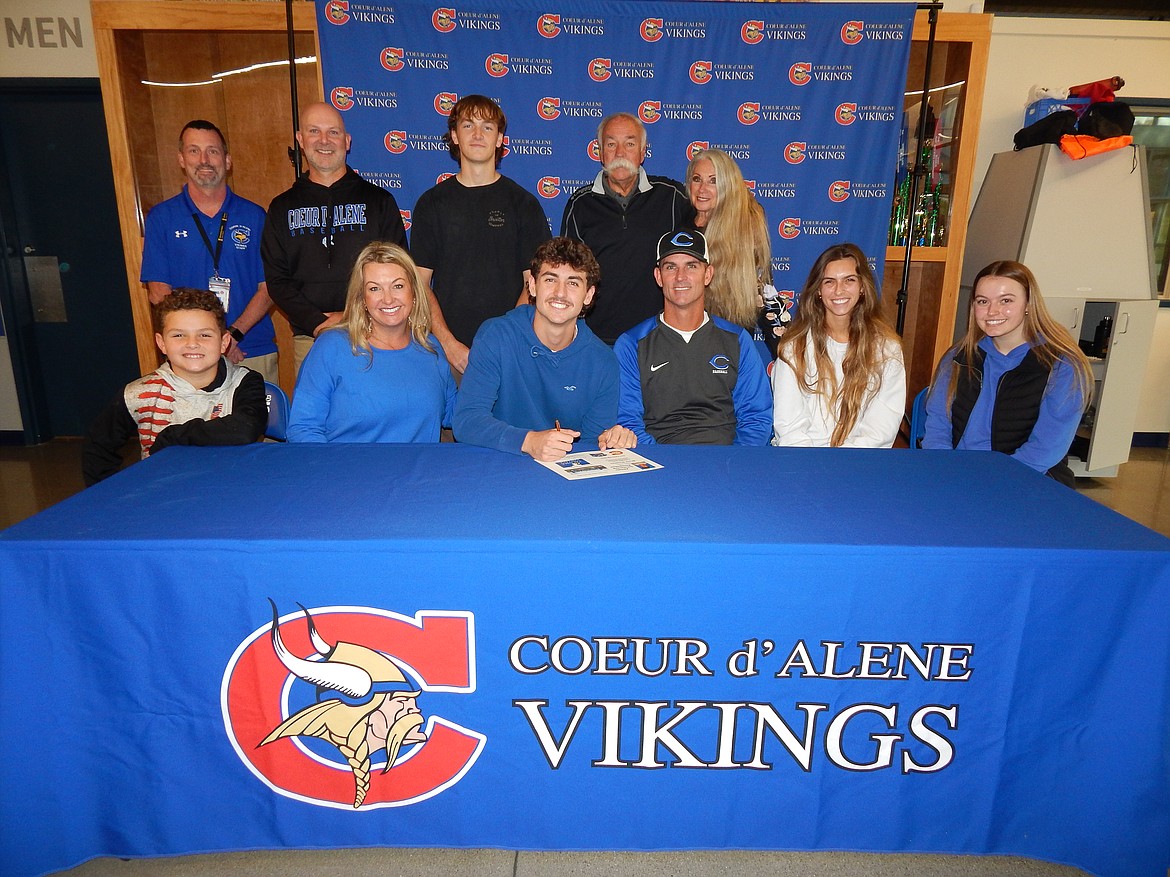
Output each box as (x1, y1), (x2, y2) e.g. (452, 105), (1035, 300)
(208, 275), (231, 311)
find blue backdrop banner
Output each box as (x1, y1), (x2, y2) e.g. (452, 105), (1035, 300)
(315, 0), (916, 289)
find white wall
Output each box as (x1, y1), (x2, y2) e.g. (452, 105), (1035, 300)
(0, 336), (21, 432)
(973, 17), (1170, 198)
(1137, 308), (1170, 433)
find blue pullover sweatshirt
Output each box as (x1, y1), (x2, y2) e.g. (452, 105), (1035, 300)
(454, 305), (620, 454)
(923, 336), (1083, 474)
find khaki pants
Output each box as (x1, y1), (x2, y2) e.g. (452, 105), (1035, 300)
(240, 352), (279, 384)
(292, 335), (315, 374)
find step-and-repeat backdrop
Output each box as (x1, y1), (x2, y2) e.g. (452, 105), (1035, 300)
(316, 0), (915, 286)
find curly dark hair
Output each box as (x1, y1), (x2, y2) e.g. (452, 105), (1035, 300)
(154, 288), (226, 333)
(528, 237), (601, 291)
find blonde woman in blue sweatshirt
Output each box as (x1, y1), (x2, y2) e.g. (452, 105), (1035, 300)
(288, 242), (456, 443)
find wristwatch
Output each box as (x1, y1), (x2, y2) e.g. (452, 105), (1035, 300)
(227, 326), (245, 343)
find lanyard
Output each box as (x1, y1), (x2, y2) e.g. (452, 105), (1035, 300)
(192, 211), (228, 275)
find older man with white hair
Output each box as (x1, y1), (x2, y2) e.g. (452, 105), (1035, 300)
(560, 112), (693, 346)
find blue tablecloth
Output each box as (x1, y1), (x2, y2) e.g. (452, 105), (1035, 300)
(2, 444), (1169, 877)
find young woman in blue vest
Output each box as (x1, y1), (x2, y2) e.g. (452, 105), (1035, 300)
(922, 260), (1093, 485)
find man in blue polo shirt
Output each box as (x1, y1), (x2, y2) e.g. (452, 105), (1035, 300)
(141, 120), (278, 381)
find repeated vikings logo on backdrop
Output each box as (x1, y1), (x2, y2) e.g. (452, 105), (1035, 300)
(330, 87), (354, 111)
(381, 47), (405, 72)
(789, 63), (812, 86)
(686, 141), (710, 161)
(434, 92), (458, 115)
(432, 7), (456, 32)
(436, 172), (454, 184)
(501, 135), (511, 157)
(588, 140), (601, 161)
(841, 20), (864, 45)
(785, 141), (807, 164)
(384, 131), (408, 154)
(538, 13), (560, 38)
(589, 58), (611, 82)
(538, 97), (561, 120)
(835, 103), (858, 125)
(829, 180), (851, 202)
(325, 0), (349, 25)
(539, 176), (561, 198)
(640, 18), (663, 42)
(486, 53), (509, 77)
(400, 209), (412, 231)
(738, 102), (760, 125)
(741, 20), (764, 44)
(222, 602), (483, 810)
(639, 101), (662, 124)
(690, 61), (712, 85)
(779, 218), (802, 239)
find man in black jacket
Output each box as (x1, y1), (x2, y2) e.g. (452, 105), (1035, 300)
(261, 101), (407, 370)
(561, 112), (693, 345)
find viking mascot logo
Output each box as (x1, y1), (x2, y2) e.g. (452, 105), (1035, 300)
(223, 602), (483, 810)
(261, 604), (426, 807)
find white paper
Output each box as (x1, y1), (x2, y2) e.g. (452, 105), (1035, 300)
(536, 448), (663, 480)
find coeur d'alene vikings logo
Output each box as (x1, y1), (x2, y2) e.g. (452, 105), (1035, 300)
(222, 602), (484, 810)
(325, 1), (349, 25)
(538, 13), (560, 38)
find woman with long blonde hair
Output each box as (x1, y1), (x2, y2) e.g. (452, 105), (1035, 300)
(772, 243), (905, 447)
(686, 148), (789, 355)
(288, 242), (456, 442)
(923, 260), (1092, 485)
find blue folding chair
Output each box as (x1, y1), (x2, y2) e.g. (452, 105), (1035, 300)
(908, 386), (929, 449)
(263, 381), (291, 442)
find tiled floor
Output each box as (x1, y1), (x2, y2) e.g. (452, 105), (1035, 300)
(0, 438), (89, 530)
(3, 440), (1168, 877)
(1073, 446), (1170, 537)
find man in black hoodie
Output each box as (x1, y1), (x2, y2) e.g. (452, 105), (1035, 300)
(262, 101), (408, 370)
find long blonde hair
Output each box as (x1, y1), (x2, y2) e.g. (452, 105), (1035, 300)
(339, 242), (435, 363)
(777, 243), (901, 447)
(686, 148), (772, 329)
(940, 260), (1092, 409)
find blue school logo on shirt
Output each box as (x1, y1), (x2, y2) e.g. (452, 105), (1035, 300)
(710, 354), (731, 374)
(230, 225), (252, 248)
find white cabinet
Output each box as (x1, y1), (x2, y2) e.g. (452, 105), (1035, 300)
(1045, 297), (1158, 475)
